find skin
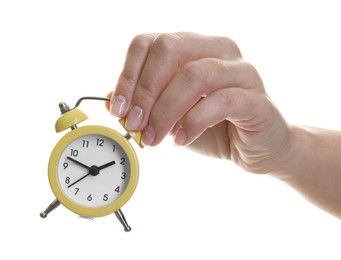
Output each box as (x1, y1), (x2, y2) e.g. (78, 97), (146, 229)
(107, 32), (341, 218)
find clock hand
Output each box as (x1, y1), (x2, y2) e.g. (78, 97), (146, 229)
(67, 172), (91, 188)
(98, 160), (116, 171)
(67, 160), (116, 188)
(67, 156), (91, 169)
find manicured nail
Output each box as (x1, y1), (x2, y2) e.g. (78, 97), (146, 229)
(174, 127), (187, 146)
(110, 95), (127, 118)
(142, 125), (156, 146)
(125, 105), (144, 130)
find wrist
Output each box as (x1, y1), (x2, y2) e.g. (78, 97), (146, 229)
(270, 125), (315, 182)
(270, 125), (341, 218)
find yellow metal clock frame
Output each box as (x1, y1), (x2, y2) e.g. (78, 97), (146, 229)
(48, 125), (139, 218)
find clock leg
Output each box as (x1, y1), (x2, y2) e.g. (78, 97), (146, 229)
(40, 199), (61, 218)
(114, 209), (131, 232)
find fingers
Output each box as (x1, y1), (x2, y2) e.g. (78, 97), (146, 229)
(110, 32), (265, 148)
(173, 88), (264, 146)
(110, 32), (242, 131)
(142, 58), (264, 146)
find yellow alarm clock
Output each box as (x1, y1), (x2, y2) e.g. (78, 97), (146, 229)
(40, 97), (143, 232)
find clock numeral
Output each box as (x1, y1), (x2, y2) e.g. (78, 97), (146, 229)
(87, 194), (92, 201)
(115, 186), (120, 193)
(82, 140), (89, 148)
(63, 162), (68, 169)
(121, 172), (126, 179)
(120, 157), (125, 165)
(112, 145), (116, 152)
(96, 138), (104, 147)
(65, 177), (70, 184)
(103, 194), (108, 201)
(74, 188), (79, 195)
(70, 149), (79, 157)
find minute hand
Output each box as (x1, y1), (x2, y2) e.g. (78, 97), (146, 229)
(98, 160), (116, 170)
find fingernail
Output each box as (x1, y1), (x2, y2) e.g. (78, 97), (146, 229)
(174, 127), (187, 146)
(125, 105), (144, 130)
(142, 125), (156, 146)
(110, 95), (127, 118)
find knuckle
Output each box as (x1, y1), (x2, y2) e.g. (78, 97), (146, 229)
(150, 102), (167, 126)
(152, 33), (180, 55)
(118, 71), (137, 88)
(242, 61), (258, 74)
(216, 90), (233, 107)
(216, 36), (242, 57)
(215, 89), (250, 118)
(129, 34), (153, 52)
(134, 75), (161, 107)
(240, 61), (264, 89)
(185, 108), (203, 127)
(137, 77), (159, 100)
(181, 61), (209, 85)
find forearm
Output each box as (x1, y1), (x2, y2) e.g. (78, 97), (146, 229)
(274, 125), (341, 218)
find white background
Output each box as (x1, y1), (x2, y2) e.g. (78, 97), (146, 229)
(1, 0), (341, 259)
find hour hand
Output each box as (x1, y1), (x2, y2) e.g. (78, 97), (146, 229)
(98, 160), (116, 170)
(66, 156), (90, 169)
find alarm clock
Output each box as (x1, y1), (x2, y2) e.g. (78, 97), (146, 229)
(40, 96), (143, 232)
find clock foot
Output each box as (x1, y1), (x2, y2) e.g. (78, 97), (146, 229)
(40, 199), (61, 218)
(114, 209), (131, 232)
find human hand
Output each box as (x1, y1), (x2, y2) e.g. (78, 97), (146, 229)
(108, 32), (292, 174)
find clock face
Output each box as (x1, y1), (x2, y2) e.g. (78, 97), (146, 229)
(48, 125), (139, 217)
(57, 134), (130, 208)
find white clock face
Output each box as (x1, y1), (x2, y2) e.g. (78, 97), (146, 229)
(57, 134), (131, 208)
